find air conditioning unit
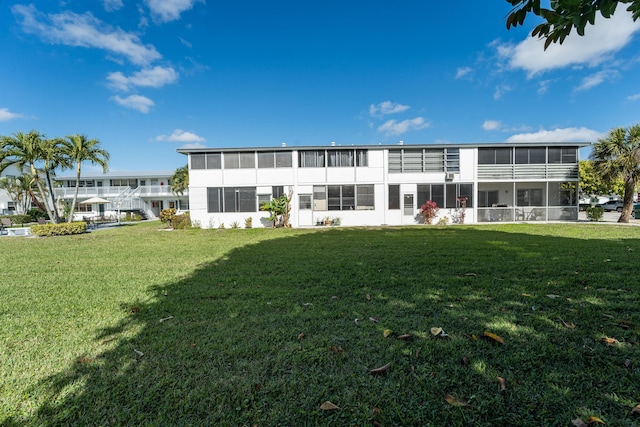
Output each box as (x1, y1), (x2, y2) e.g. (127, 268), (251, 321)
(445, 172), (455, 181)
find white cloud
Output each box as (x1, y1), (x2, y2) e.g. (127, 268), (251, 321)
(107, 66), (179, 91)
(111, 94), (155, 113)
(369, 101), (410, 117)
(537, 80), (551, 95)
(455, 67), (472, 79)
(574, 70), (619, 92)
(144, 0), (204, 23)
(627, 93), (640, 101)
(496, 11), (640, 76)
(0, 108), (23, 122)
(377, 117), (430, 136)
(506, 127), (603, 143)
(155, 129), (205, 142)
(179, 37), (192, 48)
(483, 120), (501, 131)
(494, 84), (511, 100)
(12, 4), (161, 65)
(103, 0), (124, 12)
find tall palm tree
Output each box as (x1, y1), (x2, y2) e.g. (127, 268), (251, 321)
(64, 134), (109, 222)
(41, 137), (72, 223)
(170, 164), (189, 196)
(591, 125), (640, 223)
(0, 130), (58, 220)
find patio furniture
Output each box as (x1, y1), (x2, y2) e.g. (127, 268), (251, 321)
(37, 217), (47, 224)
(1, 217), (12, 235)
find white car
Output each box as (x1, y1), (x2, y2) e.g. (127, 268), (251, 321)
(596, 200), (624, 212)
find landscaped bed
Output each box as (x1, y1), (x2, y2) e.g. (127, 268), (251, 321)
(1, 222), (639, 426)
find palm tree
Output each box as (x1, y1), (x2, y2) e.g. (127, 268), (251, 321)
(64, 134), (110, 222)
(591, 125), (640, 223)
(41, 137), (72, 223)
(170, 164), (189, 196)
(0, 130), (58, 220)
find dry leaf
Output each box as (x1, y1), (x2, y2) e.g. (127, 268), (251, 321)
(572, 419), (587, 427)
(397, 334), (412, 340)
(369, 317), (380, 323)
(329, 345), (344, 353)
(331, 295), (340, 300)
(586, 416), (605, 424)
(632, 403), (640, 415)
(601, 337), (618, 345)
(444, 394), (469, 407)
(497, 376), (506, 391)
(297, 333), (305, 341)
(482, 331), (505, 344)
(370, 362), (391, 374)
(320, 401), (340, 410)
(464, 273), (478, 277)
(558, 317), (576, 329)
(133, 349), (144, 357)
(546, 294), (560, 299)
(430, 327), (443, 336)
(383, 329), (392, 337)
(129, 307), (140, 313)
(372, 407), (382, 415)
(366, 293), (371, 300)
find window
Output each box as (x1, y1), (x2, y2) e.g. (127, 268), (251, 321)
(313, 186), (327, 210)
(272, 186), (284, 199)
(258, 151), (292, 168)
(276, 152), (292, 167)
(299, 150), (325, 167)
(74, 204), (92, 212)
(417, 183), (472, 208)
(479, 148), (512, 164)
(445, 148), (460, 172)
(403, 194), (414, 215)
(257, 194), (271, 208)
(403, 149), (423, 172)
(458, 183), (474, 208)
(191, 154), (205, 169)
(478, 190), (499, 207)
(389, 185), (400, 209)
(517, 189), (543, 206)
(417, 184), (445, 208)
(207, 187), (257, 212)
(207, 153), (221, 169)
(356, 150), (368, 166)
(299, 194), (312, 210)
(425, 149), (444, 172)
(328, 150), (354, 167)
(548, 147), (577, 164)
(356, 185), (375, 210)
(224, 152), (255, 169)
(110, 179), (137, 187)
(515, 147), (546, 164)
(258, 152), (274, 168)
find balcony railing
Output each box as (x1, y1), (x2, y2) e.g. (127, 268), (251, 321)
(54, 185), (187, 198)
(478, 164), (578, 180)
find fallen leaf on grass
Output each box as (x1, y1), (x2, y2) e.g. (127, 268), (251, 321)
(320, 401), (340, 410)
(586, 416), (605, 424)
(329, 346), (344, 353)
(366, 293), (371, 300)
(129, 307), (140, 313)
(572, 419), (587, 427)
(601, 337), (619, 345)
(558, 317), (575, 329)
(430, 327), (442, 336)
(632, 403), (640, 415)
(397, 334), (412, 340)
(546, 294), (560, 299)
(383, 329), (392, 337)
(331, 295), (340, 300)
(369, 317), (380, 323)
(444, 394), (469, 407)
(464, 273), (478, 277)
(297, 333), (305, 341)
(497, 376), (506, 391)
(482, 332), (505, 344)
(133, 349), (144, 357)
(370, 362), (391, 375)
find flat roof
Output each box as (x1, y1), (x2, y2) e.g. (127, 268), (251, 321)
(177, 141), (590, 154)
(55, 170), (175, 180)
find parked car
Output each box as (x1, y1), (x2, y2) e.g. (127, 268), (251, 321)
(596, 200), (624, 212)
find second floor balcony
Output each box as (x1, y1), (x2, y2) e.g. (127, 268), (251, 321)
(54, 185), (187, 199)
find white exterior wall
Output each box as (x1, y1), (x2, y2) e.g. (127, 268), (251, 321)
(182, 144), (583, 228)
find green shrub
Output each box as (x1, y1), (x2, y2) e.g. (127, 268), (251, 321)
(586, 206), (604, 221)
(11, 214), (32, 226)
(124, 213), (143, 222)
(30, 222), (87, 236)
(27, 208), (48, 222)
(172, 213), (192, 229)
(160, 208), (177, 225)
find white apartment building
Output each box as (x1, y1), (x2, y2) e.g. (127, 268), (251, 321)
(54, 170), (188, 220)
(178, 142), (586, 228)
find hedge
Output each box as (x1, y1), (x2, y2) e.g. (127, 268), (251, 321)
(30, 222), (87, 237)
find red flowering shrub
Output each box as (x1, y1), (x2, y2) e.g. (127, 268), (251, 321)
(420, 200), (439, 224)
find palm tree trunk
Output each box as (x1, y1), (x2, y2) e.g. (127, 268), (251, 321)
(30, 164), (54, 221)
(618, 178), (637, 223)
(68, 164), (81, 223)
(44, 169), (62, 223)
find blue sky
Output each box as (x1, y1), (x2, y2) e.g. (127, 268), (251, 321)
(1, 1), (640, 172)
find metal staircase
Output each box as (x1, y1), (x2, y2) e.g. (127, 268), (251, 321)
(112, 187), (154, 219)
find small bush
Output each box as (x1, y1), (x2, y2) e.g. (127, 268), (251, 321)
(124, 213), (143, 222)
(173, 213), (191, 230)
(244, 217), (253, 228)
(586, 206), (604, 221)
(160, 208), (177, 225)
(27, 208), (48, 222)
(230, 221), (240, 229)
(31, 222), (87, 236)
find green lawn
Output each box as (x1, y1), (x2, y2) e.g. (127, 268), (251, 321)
(1, 222), (640, 426)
